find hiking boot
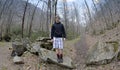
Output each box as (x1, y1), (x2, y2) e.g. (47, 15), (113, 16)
(57, 54), (60, 63)
(57, 58), (61, 63)
(59, 58), (63, 63)
(59, 54), (63, 63)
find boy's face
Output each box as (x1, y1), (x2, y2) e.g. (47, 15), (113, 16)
(55, 17), (60, 23)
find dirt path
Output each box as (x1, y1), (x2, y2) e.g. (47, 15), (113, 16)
(73, 33), (89, 70)
(0, 42), (24, 70)
(73, 32), (100, 70)
(0, 42), (39, 70)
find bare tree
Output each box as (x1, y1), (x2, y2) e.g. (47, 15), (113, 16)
(54, 0), (58, 16)
(84, 0), (94, 32)
(63, 0), (68, 31)
(21, 0), (29, 38)
(28, 0), (40, 37)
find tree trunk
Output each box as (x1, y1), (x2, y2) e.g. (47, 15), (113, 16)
(21, 0), (29, 38)
(28, 0), (40, 38)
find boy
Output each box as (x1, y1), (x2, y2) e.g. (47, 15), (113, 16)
(51, 16), (66, 63)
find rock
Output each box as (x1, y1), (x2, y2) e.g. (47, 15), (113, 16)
(40, 42), (53, 50)
(24, 42), (41, 55)
(13, 55), (24, 64)
(22, 38), (32, 51)
(22, 38), (31, 46)
(86, 41), (119, 66)
(14, 38), (21, 42)
(26, 65), (31, 70)
(11, 50), (16, 57)
(3, 34), (11, 42)
(36, 37), (53, 50)
(32, 42), (41, 52)
(38, 48), (75, 69)
(28, 42), (40, 55)
(30, 48), (38, 55)
(12, 42), (27, 56)
(0, 33), (2, 41)
(22, 38), (40, 55)
(36, 37), (51, 42)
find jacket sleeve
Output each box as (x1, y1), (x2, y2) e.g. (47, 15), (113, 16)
(51, 24), (54, 39)
(62, 24), (66, 38)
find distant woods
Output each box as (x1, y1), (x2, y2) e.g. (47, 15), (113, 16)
(0, 0), (119, 41)
(83, 0), (120, 35)
(0, 0), (82, 41)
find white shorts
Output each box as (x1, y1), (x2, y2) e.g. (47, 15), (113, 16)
(53, 37), (63, 49)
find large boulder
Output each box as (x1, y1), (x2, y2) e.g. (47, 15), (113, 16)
(38, 48), (75, 69)
(86, 41), (119, 66)
(11, 41), (27, 56)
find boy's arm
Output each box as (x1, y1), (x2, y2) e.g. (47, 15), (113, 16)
(62, 24), (66, 38)
(51, 25), (54, 39)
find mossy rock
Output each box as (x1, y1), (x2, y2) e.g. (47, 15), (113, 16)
(106, 41), (119, 52)
(12, 42), (27, 56)
(86, 41), (119, 66)
(3, 34), (11, 42)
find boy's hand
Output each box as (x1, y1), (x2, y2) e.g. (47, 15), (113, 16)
(63, 38), (66, 41)
(51, 39), (53, 42)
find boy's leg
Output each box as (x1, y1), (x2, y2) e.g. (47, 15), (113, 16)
(58, 38), (64, 63)
(53, 37), (60, 62)
(56, 48), (63, 63)
(59, 49), (63, 55)
(59, 49), (63, 63)
(56, 48), (59, 58)
(56, 48), (61, 63)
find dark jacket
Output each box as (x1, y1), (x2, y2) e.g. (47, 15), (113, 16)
(51, 22), (66, 39)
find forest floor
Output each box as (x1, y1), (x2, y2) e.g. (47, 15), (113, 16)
(0, 38), (78, 70)
(0, 42), (23, 70)
(1, 33), (120, 70)
(73, 33), (120, 70)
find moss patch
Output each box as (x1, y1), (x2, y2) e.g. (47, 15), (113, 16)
(0, 42), (7, 47)
(1, 66), (7, 70)
(113, 43), (119, 52)
(106, 41), (119, 52)
(104, 46), (110, 52)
